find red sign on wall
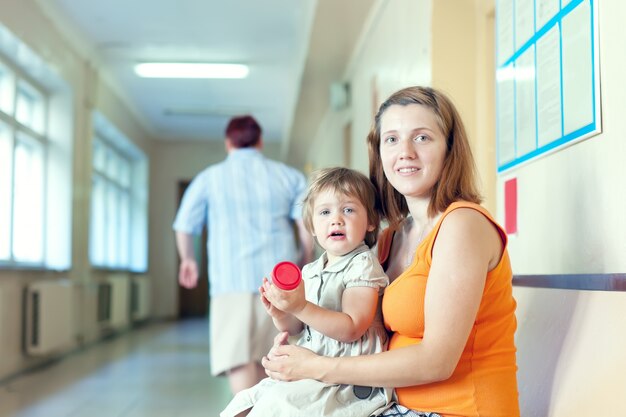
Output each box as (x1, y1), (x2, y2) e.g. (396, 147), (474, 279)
(504, 178), (517, 235)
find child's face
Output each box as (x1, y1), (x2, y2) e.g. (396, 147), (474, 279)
(311, 189), (375, 264)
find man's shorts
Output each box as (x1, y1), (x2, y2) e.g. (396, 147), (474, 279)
(210, 292), (277, 377)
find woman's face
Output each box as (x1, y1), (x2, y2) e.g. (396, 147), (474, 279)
(379, 104), (447, 200)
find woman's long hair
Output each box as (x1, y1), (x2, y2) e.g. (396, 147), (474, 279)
(367, 86), (482, 228)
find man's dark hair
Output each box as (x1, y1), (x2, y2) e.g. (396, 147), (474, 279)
(225, 115), (262, 148)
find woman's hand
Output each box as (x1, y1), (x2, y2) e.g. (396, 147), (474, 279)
(262, 342), (320, 382)
(262, 276), (307, 314)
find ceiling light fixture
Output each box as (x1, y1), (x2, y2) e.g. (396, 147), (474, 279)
(134, 63), (249, 79)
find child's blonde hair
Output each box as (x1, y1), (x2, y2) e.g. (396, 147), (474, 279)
(302, 167), (380, 248)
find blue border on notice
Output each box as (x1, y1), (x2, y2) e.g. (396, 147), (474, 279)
(496, 0), (598, 173)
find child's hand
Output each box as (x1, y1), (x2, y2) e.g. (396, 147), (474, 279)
(266, 331), (290, 362)
(259, 278), (288, 320)
(262, 277), (307, 315)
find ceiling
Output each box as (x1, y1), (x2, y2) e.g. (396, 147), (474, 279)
(35, 0), (375, 149)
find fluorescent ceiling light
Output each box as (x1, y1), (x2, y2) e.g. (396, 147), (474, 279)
(134, 63), (249, 79)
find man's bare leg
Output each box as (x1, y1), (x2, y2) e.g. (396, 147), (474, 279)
(227, 362), (265, 394)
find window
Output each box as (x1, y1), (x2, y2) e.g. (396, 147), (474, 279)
(90, 112), (148, 272)
(13, 132), (45, 262)
(0, 23), (73, 269)
(0, 122), (12, 260)
(0, 68), (46, 264)
(0, 62), (15, 114)
(16, 81), (45, 133)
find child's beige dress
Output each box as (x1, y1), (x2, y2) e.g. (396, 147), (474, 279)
(221, 243), (392, 417)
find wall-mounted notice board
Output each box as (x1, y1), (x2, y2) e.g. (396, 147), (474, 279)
(495, 0), (600, 173)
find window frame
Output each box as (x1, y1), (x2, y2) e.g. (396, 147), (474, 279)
(90, 137), (134, 270)
(89, 115), (148, 273)
(0, 54), (50, 268)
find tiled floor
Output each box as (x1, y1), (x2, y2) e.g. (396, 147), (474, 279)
(0, 319), (232, 417)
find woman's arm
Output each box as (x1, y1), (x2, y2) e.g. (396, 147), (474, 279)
(264, 208), (503, 387)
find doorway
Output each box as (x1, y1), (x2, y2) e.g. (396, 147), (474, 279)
(176, 180), (209, 318)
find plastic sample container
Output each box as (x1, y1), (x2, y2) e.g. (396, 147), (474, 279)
(272, 261), (302, 290)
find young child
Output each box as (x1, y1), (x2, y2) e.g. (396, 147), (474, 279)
(221, 167), (391, 417)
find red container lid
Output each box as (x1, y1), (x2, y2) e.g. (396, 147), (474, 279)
(272, 261), (302, 291)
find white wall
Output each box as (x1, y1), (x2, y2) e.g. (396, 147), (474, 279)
(301, 0), (626, 416)
(514, 287), (626, 416)
(0, 0), (153, 380)
(306, 0), (433, 174)
(500, 1), (626, 415)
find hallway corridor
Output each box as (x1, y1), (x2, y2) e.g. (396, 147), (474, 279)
(0, 319), (231, 417)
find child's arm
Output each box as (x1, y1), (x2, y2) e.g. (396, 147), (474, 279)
(298, 286), (379, 343)
(260, 278), (303, 336)
(263, 284), (379, 343)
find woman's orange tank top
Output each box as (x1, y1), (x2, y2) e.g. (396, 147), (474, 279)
(379, 202), (520, 417)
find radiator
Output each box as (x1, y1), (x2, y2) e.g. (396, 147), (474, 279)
(97, 281), (112, 324)
(23, 280), (74, 356)
(131, 275), (151, 322)
(96, 274), (131, 331)
(108, 273), (130, 330)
